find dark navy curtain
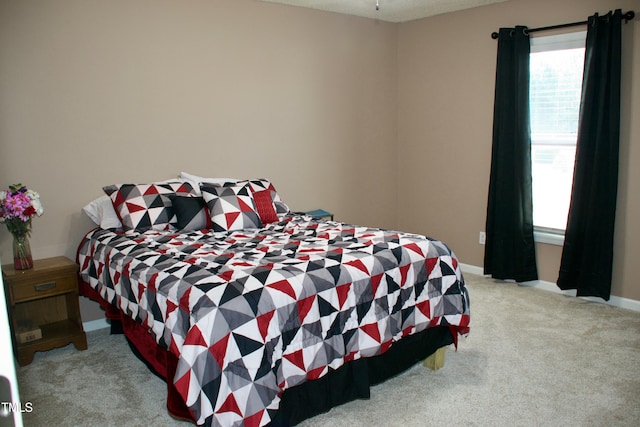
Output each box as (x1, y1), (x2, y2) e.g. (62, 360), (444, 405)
(484, 26), (538, 283)
(557, 10), (623, 300)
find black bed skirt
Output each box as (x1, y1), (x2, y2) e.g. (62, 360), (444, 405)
(116, 318), (453, 426)
(272, 325), (453, 426)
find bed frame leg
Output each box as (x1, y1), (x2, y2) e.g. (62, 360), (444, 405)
(423, 347), (446, 370)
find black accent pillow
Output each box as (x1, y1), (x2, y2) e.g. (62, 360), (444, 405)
(169, 195), (211, 231)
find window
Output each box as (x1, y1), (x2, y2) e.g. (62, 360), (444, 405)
(529, 31), (586, 244)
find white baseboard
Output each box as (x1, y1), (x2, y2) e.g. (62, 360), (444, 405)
(459, 263), (484, 276)
(83, 318), (110, 332)
(459, 263), (640, 313)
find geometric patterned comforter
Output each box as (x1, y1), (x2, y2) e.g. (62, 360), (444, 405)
(78, 215), (470, 427)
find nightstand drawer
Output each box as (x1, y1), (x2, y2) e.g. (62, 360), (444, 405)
(10, 274), (77, 302)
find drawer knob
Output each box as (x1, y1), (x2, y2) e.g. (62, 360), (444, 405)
(34, 281), (56, 292)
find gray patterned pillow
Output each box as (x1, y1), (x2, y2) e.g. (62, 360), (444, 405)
(103, 182), (194, 232)
(201, 183), (263, 232)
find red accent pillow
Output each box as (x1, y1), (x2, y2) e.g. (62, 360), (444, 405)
(252, 189), (279, 224)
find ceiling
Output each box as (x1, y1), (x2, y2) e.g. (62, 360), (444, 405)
(258, 0), (510, 23)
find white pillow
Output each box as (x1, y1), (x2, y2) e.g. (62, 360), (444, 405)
(83, 195), (122, 229)
(179, 172), (239, 195)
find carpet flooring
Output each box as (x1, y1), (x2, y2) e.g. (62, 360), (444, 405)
(15, 273), (640, 426)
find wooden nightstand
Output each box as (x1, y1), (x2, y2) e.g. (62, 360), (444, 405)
(2, 256), (87, 366)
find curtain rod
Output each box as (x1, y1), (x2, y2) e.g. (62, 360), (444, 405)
(490, 10), (635, 39)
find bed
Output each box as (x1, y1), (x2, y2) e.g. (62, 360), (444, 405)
(77, 175), (470, 426)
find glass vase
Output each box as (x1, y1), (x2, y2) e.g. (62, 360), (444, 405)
(13, 233), (34, 270)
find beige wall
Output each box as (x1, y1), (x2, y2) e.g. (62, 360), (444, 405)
(397, 0), (640, 301)
(0, 0), (399, 246)
(0, 0), (398, 320)
(1, 0), (638, 324)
